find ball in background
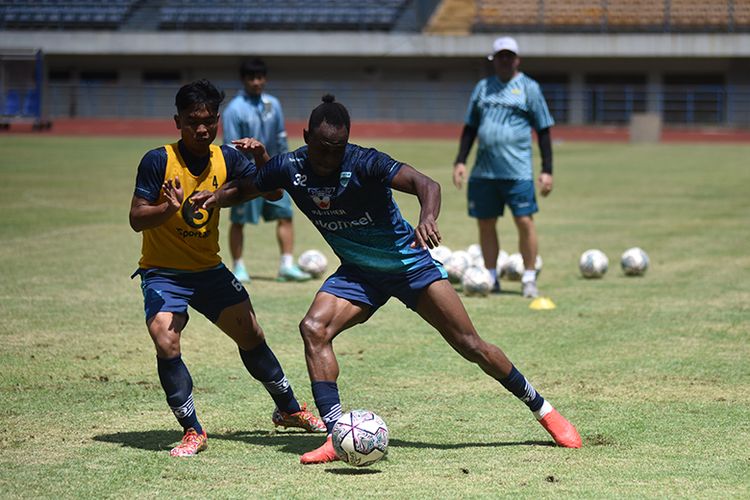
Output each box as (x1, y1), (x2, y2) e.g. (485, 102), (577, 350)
(297, 249), (328, 278)
(332, 410), (389, 467)
(444, 250), (472, 283)
(429, 245), (452, 264)
(496, 250), (510, 276)
(502, 253), (525, 281)
(579, 249), (609, 278)
(466, 243), (485, 267)
(621, 247), (649, 276)
(461, 266), (494, 297)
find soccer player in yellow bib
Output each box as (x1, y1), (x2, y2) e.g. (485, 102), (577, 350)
(129, 80), (324, 458)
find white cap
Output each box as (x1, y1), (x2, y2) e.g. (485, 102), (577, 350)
(488, 36), (519, 60)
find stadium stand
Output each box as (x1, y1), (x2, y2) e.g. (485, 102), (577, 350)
(473, 0), (749, 33)
(541, 0), (604, 31)
(424, 0), (475, 35)
(157, 0), (410, 31)
(669, 0), (730, 31)
(0, 0), (138, 30)
(606, 0), (665, 32)
(473, 0), (541, 32)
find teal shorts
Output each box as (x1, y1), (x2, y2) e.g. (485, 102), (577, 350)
(230, 190), (293, 224)
(467, 178), (538, 218)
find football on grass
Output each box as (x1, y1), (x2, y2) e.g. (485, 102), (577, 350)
(579, 249), (609, 278)
(297, 249), (328, 278)
(461, 266), (494, 297)
(332, 410), (389, 467)
(621, 247), (649, 276)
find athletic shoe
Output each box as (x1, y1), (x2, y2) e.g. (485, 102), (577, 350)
(233, 262), (251, 283)
(170, 428), (208, 457)
(538, 409), (582, 448)
(491, 280), (501, 294)
(300, 435), (340, 464)
(272, 403), (326, 432)
(277, 264), (312, 282)
(522, 280), (539, 298)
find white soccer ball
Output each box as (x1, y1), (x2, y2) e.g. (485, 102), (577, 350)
(298, 249), (328, 278)
(444, 250), (472, 283)
(429, 245), (452, 264)
(466, 243), (484, 266)
(502, 253), (525, 281)
(621, 247), (649, 276)
(496, 250), (510, 275)
(461, 266), (494, 297)
(579, 249), (609, 279)
(332, 410), (389, 467)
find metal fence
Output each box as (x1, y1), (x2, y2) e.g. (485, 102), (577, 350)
(46, 81), (750, 126)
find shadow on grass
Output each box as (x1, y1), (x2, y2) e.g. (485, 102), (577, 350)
(93, 429), (552, 455)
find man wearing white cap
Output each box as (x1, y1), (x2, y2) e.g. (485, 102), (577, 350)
(453, 36), (554, 299)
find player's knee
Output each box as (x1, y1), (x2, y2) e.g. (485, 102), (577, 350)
(299, 315), (328, 346)
(454, 333), (487, 363)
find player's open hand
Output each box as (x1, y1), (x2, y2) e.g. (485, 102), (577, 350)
(412, 216), (441, 250)
(190, 190), (217, 210)
(162, 176), (183, 211)
(538, 172), (553, 197)
(453, 163), (467, 189)
(233, 138), (267, 161)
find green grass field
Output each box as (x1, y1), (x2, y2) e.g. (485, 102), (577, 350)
(1, 135), (749, 498)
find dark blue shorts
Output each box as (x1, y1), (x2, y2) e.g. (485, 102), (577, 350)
(319, 260), (448, 312)
(134, 265), (249, 324)
(230, 191), (293, 224)
(467, 178), (538, 218)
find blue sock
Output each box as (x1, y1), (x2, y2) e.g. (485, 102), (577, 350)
(498, 365), (545, 413)
(157, 354), (202, 434)
(239, 342), (300, 414)
(311, 381), (341, 434)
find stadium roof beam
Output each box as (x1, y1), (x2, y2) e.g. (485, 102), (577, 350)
(1, 32), (750, 58)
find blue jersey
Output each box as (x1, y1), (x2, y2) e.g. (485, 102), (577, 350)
(254, 144), (434, 273)
(464, 73), (554, 180)
(222, 90), (288, 158)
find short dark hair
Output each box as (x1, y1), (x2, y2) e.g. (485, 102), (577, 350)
(174, 79), (225, 114)
(308, 94), (351, 132)
(240, 57), (268, 78)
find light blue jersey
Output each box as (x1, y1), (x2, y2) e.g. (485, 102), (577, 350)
(255, 144), (436, 273)
(464, 73), (554, 180)
(222, 90), (288, 157)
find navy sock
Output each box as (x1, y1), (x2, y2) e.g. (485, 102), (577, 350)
(498, 365), (545, 413)
(239, 341), (300, 414)
(157, 354), (202, 434)
(311, 381), (341, 434)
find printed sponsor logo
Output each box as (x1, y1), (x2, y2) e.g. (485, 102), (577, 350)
(312, 212), (373, 231)
(176, 227), (212, 239)
(308, 187), (336, 209)
(181, 189), (214, 228)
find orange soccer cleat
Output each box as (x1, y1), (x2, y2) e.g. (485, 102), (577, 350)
(272, 403), (326, 432)
(300, 435), (340, 465)
(538, 409), (582, 448)
(170, 428), (208, 457)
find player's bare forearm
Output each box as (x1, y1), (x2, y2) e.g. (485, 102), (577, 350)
(391, 164), (442, 249)
(129, 197), (178, 232)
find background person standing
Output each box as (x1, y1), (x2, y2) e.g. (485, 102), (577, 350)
(222, 57), (311, 283)
(452, 36), (555, 298)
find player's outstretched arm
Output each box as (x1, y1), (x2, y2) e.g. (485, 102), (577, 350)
(232, 138), (270, 167)
(391, 164), (442, 250)
(192, 177), (282, 211)
(129, 176), (183, 232)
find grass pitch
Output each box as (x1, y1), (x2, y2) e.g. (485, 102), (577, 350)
(0, 135), (749, 498)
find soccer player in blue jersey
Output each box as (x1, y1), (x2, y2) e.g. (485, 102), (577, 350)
(222, 58), (311, 284)
(194, 94), (582, 463)
(453, 36), (555, 298)
(128, 79), (324, 458)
